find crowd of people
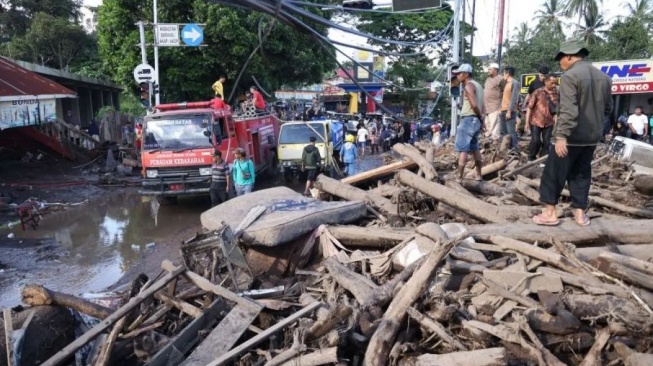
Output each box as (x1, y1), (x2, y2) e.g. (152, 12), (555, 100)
(453, 37), (615, 228)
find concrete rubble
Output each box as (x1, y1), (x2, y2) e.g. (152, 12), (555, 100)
(3, 137), (653, 366)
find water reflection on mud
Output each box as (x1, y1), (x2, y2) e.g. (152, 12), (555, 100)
(0, 192), (209, 307)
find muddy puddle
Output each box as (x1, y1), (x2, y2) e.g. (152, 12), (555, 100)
(0, 153), (384, 308)
(0, 191), (209, 307)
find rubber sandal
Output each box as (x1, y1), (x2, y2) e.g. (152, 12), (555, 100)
(576, 215), (591, 227)
(532, 214), (560, 226)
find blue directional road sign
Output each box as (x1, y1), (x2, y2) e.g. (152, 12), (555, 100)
(181, 23), (203, 46)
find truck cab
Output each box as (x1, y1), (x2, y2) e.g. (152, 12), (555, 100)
(140, 100), (279, 203)
(277, 120), (344, 182)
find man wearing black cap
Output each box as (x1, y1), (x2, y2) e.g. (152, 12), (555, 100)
(528, 66), (550, 95)
(532, 38), (613, 227)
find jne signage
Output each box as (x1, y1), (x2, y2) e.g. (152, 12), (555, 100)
(520, 59), (653, 95)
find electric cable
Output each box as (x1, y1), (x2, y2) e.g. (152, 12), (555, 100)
(290, 0), (445, 14)
(210, 0), (456, 120)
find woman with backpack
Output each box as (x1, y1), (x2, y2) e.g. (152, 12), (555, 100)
(232, 147), (255, 196)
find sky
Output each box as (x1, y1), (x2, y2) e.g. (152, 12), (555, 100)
(82, 0), (630, 60)
(329, 0), (630, 61)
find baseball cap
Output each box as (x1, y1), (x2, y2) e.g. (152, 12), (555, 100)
(489, 63), (500, 70)
(555, 37), (589, 61)
(452, 63), (473, 74)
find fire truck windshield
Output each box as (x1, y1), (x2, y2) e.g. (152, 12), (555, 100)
(143, 114), (212, 150)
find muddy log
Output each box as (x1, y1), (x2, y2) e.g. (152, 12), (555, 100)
(398, 348), (506, 366)
(461, 180), (512, 197)
(392, 143), (437, 181)
(464, 159), (507, 179)
(597, 251), (653, 276)
(469, 218), (653, 245)
(327, 226), (413, 247)
(562, 294), (651, 329)
(369, 185), (403, 199)
(614, 341), (653, 366)
(633, 175), (653, 196)
(397, 170), (529, 223)
(595, 259), (653, 291)
(315, 175), (398, 215)
(525, 308), (581, 335)
(21, 285), (113, 320)
(323, 257), (379, 307)
(364, 237), (458, 366)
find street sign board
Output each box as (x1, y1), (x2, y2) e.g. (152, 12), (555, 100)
(181, 23), (203, 46)
(156, 24), (180, 46)
(392, 0), (442, 12)
(133, 64), (156, 84)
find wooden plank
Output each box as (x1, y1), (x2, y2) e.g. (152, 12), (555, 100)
(206, 302), (322, 366)
(341, 160), (416, 185)
(3, 309), (13, 366)
(181, 304), (261, 366)
(482, 270), (564, 293)
(144, 299), (224, 366)
(155, 292), (203, 318)
(161, 260), (260, 311)
(40, 264), (186, 366)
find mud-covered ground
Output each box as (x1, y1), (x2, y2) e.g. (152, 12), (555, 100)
(0, 152), (385, 307)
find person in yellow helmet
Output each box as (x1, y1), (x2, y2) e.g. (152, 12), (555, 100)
(212, 75), (226, 98)
(340, 134), (358, 176)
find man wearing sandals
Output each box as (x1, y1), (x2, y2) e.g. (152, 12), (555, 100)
(452, 63), (485, 182)
(533, 38), (613, 227)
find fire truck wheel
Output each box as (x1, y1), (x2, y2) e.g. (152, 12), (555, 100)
(157, 196), (178, 205)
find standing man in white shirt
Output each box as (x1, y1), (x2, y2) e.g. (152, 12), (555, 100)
(356, 125), (369, 157)
(627, 106), (649, 141)
(483, 63), (503, 140)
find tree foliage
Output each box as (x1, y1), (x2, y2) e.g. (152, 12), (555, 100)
(592, 17), (652, 61)
(97, 0), (336, 103)
(4, 12), (93, 70)
(354, 6), (455, 113)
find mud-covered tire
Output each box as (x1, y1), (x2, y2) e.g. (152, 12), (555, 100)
(157, 196), (178, 205)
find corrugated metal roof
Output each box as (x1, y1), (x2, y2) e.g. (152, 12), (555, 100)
(0, 57), (77, 101)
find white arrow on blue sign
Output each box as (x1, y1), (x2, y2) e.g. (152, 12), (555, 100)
(181, 23), (203, 46)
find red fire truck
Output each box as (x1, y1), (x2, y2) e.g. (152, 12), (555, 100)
(140, 100), (280, 203)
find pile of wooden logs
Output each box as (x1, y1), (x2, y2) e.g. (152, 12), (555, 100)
(4, 138), (653, 366)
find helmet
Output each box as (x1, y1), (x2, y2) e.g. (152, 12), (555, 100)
(346, 134), (355, 143)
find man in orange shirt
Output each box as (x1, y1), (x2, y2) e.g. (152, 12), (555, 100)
(250, 86), (266, 112)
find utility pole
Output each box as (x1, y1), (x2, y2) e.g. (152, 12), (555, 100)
(461, 0), (465, 62)
(451, 0), (461, 137)
(470, 0), (476, 64)
(497, 0), (506, 67)
(153, 0), (161, 106)
(137, 21), (153, 107)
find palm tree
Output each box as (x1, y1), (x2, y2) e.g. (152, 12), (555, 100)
(512, 22), (532, 46)
(535, 0), (566, 35)
(575, 5), (607, 44)
(566, 0), (601, 26)
(622, 0), (653, 29)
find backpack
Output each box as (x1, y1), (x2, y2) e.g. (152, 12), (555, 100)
(305, 147), (320, 167)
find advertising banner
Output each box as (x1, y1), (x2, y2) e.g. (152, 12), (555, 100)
(0, 99), (57, 130)
(519, 60), (653, 95)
